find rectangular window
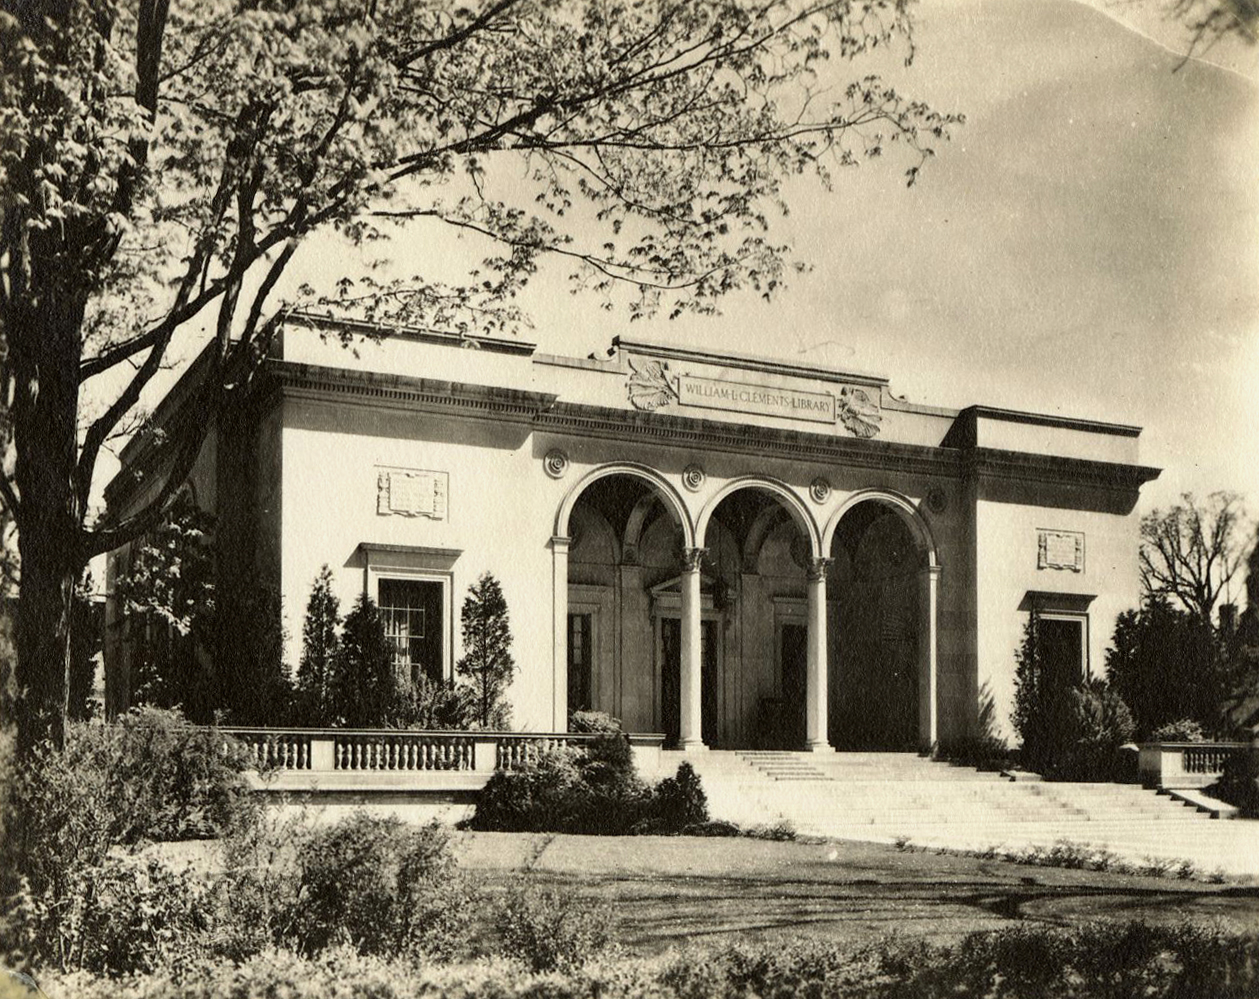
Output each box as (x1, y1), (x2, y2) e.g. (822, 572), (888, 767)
(567, 612), (593, 712)
(379, 578), (443, 683)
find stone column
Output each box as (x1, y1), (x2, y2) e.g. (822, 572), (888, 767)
(550, 536), (571, 732)
(919, 564), (942, 753)
(678, 546), (707, 750)
(805, 556), (834, 752)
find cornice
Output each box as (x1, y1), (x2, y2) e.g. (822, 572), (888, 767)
(537, 401), (962, 476)
(965, 447), (1160, 493)
(268, 360), (559, 422)
(538, 402), (1161, 494)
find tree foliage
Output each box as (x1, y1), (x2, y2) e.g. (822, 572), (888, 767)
(112, 495), (217, 721)
(456, 572), (514, 729)
(0, 0), (958, 753)
(1105, 595), (1225, 739)
(1140, 492), (1249, 629)
(1167, 0), (1258, 67)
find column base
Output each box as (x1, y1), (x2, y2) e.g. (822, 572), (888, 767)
(675, 739), (709, 752)
(803, 740), (836, 753)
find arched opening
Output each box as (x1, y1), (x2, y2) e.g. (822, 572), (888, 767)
(698, 484), (819, 748)
(560, 472), (690, 736)
(827, 498), (933, 751)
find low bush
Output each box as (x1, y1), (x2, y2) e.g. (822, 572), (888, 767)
(1207, 750), (1259, 817)
(34, 921), (1259, 999)
(2, 707), (260, 973)
(7, 852), (215, 978)
(1049, 682), (1136, 781)
(493, 883), (614, 972)
(469, 717), (710, 835)
(1151, 718), (1208, 743)
(291, 813), (474, 962)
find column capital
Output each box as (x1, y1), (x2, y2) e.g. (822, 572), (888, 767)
(550, 535), (573, 553)
(680, 546), (707, 572)
(806, 556), (834, 582)
(919, 562), (942, 578)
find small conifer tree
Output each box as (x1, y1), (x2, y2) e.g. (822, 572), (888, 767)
(332, 595), (404, 727)
(297, 566), (341, 725)
(456, 573), (515, 728)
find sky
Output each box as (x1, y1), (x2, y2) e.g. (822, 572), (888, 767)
(98, 0), (1259, 521)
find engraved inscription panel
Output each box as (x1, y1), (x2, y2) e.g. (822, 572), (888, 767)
(676, 375), (835, 424)
(376, 468), (449, 520)
(1038, 529), (1084, 572)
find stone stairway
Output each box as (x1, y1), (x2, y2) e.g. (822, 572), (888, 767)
(662, 750), (1259, 877)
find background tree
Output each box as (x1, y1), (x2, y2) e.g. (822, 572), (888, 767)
(456, 573), (515, 729)
(1167, 0), (1258, 64)
(0, 0), (957, 755)
(296, 566), (341, 726)
(1105, 596), (1222, 738)
(1140, 492), (1249, 629)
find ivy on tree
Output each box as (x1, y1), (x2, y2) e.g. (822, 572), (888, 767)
(456, 573), (515, 729)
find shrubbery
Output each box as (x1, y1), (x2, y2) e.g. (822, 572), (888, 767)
(292, 814), (473, 961)
(35, 921), (1259, 999)
(493, 883), (613, 972)
(1151, 718), (1208, 743)
(1013, 614), (1135, 781)
(468, 714), (710, 835)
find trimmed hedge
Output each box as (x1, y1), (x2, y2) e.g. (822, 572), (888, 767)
(37, 922), (1259, 999)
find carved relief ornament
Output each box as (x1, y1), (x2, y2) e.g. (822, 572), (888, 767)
(624, 354), (883, 439)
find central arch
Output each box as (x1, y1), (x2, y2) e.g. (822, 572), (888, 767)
(693, 477), (826, 749)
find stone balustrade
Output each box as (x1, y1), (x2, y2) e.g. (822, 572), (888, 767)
(1137, 741), (1253, 789)
(219, 727), (665, 785)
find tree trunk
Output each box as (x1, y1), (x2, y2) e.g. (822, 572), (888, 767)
(11, 290), (86, 757)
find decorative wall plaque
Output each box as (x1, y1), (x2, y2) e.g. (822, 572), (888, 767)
(1038, 529), (1085, 573)
(543, 449), (570, 479)
(376, 468), (448, 520)
(623, 354), (883, 438)
(681, 463), (706, 492)
(926, 487), (948, 514)
(810, 477), (831, 504)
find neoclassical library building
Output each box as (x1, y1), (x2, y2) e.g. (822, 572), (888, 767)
(105, 314), (1159, 752)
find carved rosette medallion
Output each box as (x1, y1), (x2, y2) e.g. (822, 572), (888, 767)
(681, 463), (706, 492)
(681, 546), (707, 573)
(807, 556), (834, 583)
(543, 449), (570, 479)
(809, 477), (832, 504)
(926, 487), (948, 515)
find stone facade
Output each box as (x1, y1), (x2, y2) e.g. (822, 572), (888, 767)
(104, 314), (1159, 751)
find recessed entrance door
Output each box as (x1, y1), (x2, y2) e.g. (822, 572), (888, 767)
(780, 623), (808, 748)
(659, 618), (719, 746)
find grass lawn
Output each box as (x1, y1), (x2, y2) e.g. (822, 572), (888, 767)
(452, 832), (1259, 953)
